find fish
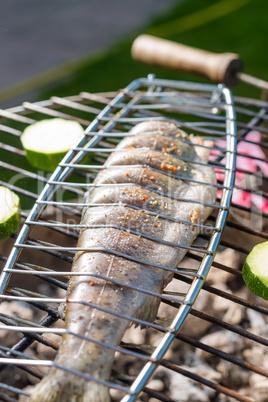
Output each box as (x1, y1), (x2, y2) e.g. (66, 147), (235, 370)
(29, 121), (216, 402)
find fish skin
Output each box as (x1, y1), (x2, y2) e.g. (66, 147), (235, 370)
(95, 166), (184, 195)
(29, 121), (216, 402)
(105, 147), (191, 178)
(116, 133), (197, 161)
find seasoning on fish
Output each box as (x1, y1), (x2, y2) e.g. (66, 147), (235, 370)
(30, 120), (216, 402)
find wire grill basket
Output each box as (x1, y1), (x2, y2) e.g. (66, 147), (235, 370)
(0, 76), (267, 402)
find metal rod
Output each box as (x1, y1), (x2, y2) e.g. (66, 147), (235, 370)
(160, 359), (252, 402)
(238, 71), (268, 92)
(2, 78), (259, 402)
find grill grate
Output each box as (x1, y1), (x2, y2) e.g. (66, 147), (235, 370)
(0, 76), (267, 402)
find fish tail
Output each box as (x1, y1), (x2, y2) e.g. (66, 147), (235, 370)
(29, 367), (110, 402)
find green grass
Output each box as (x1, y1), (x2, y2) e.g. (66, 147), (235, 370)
(1, 0), (267, 211)
(38, 0), (267, 102)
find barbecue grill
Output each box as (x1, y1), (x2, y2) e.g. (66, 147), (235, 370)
(0, 74), (267, 402)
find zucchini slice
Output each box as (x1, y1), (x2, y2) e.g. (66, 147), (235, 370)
(21, 118), (84, 171)
(0, 186), (20, 241)
(242, 241), (268, 300)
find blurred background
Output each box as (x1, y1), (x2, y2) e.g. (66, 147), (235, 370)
(1, 0), (268, 109)
(1, 3), (268, 401)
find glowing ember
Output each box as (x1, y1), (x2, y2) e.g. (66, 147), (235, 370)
(211, 131), (268, 213)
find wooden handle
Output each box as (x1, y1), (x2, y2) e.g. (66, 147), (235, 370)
(131, 34), (243, 86)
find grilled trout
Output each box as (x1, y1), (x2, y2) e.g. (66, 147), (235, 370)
(30, 121), (216, 402)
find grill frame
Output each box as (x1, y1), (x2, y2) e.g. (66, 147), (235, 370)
(0, 76), (266, 400)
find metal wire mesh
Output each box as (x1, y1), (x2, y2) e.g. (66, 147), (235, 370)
(0, 76), (267, 402)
